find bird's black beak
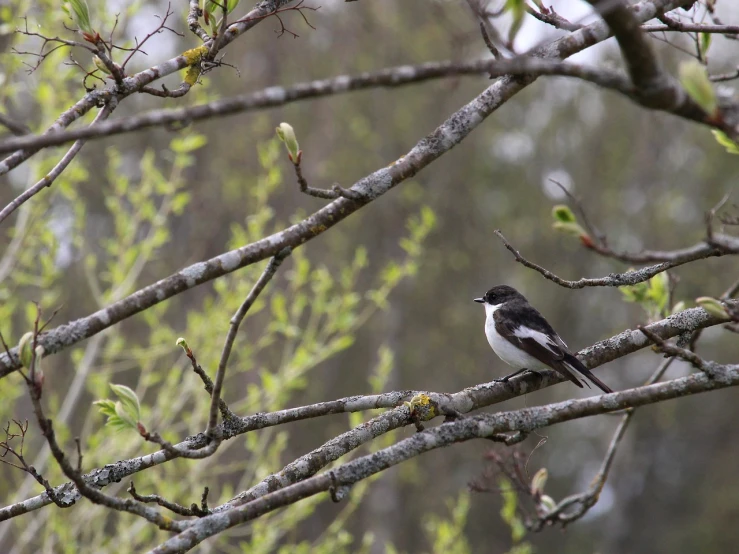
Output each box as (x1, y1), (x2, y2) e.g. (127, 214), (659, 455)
(473, 298), (484, 303)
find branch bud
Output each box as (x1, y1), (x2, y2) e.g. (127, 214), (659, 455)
(696, 296), (730, 320)
(93, 55), (111, 75)
(18, 332), (34, 369)
(276, 122), (300, 163)
(531, 467), (548, 495)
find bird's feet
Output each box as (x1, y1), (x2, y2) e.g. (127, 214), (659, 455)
(494, 368), (541, 384)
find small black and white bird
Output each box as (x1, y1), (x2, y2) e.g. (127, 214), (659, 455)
(474, 285), (613, 393)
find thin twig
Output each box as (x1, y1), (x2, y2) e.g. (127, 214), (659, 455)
(180, 343), (236, 421)
(0, 113), (31, 136)
(530, 356), (674, 530)
(637, 325), (721, 376)
(22, 308), (183, 531)
(293, 161), (364, 201)
(0, 104), (114, 225)
(494, 230), (719, 289)
(128, 482), (210, 517)
(478, 20), (500, 58)
(205, 248), (292, 437)
(526, 5), (581, 32)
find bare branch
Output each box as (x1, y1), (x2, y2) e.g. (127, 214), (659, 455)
(529, 356), (674, 530)
(0, 104), (114, 225)
(292, 160), (364, 200)
(0, 59), (521, 154)
(21, 309), (185, 531)
(526, 4), (581, 32)
(128, 482), (210, 517)
(587, 0), (713, 127)
(638, 325), (724, 376)
(206, 248), (291, 436)
(0, 92), (107, 177)
(642, 21), (739, 36)
(188, 0), (211, 41)
(0, 113), (31, 136)
(494, 229), (731, 289)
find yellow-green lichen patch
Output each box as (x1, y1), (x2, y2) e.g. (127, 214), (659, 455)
(182, 45), (208, 65)
(184, 65), (201, 86)
(404, 393), (437, 421)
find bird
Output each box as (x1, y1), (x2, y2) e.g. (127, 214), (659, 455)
(474, 285), (613, 393)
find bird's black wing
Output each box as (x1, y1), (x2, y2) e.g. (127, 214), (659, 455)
(493, 304), (583, 388)
(494, 302), (613, 393)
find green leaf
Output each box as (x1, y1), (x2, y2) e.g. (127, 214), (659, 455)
(93, 399), (117, 418)
(552, 221), (587, 237)
(539, 494), (556, 513)
(711, 130), (739, 155)
(205, 0), (239, 16)
(552, 205), (576, 223)
(18, 331), (34, 369)
(696, 296), (730, 319)
(505, 0), (525, 46)
(93, 55), (110, 75)
(170, 134), (208, 154)
(109, 383), (141, 424)
(699, 32), (711, 59)
(271, 293), (289, 323)
(679, 60), (717, 115)
(276, 122), (300, 162)
(531, 468), (548, 495)
(62, 0), (93, 33)
(499, 477), (526, 542)
(647, 271), (669, 313)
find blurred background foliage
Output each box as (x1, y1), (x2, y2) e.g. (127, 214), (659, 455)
(0, 0), (738, 552)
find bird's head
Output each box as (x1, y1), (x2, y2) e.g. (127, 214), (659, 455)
(474, 285), (525, 307)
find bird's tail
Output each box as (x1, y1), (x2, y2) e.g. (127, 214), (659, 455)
(563, 354), (613, 394)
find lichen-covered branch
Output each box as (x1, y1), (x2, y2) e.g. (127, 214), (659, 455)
(0, 59), (596, 155)
(151, 363), (739, 553)
(0, 302), (729, 522)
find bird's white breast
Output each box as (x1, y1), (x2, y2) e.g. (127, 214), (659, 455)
(484, 303), (548, 370)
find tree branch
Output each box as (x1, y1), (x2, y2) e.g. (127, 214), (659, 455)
(206, 248), (291, 437)
(151, 364), (739, 553)
(0, 113), (31, 136)
(494, 229), (733, 289)
(526, 5), (581, 32)
(0, 303), (730, 522)
(0, 0), (298, 176)
(586, 0), (708, 122)
(0, 104), (114, 225)
(530, 355), (674, 530)
(0, 59), (550, 154)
